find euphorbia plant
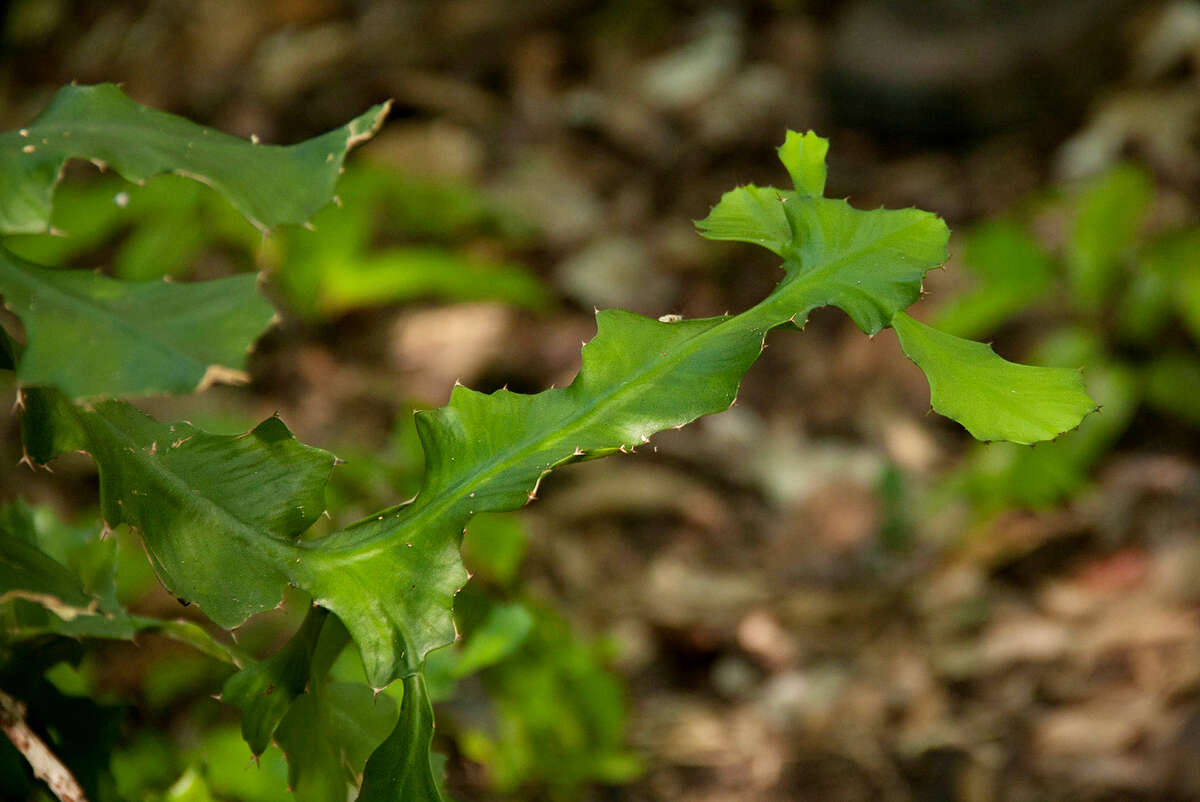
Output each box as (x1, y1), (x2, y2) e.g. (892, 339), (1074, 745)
(0, 85), (1095, 801)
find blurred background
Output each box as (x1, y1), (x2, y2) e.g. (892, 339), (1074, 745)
(1, 1), (1199, 800)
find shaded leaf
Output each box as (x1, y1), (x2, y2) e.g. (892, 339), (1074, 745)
(0, 246), (274, 397)
(276, 681), (399, 802)
(221, 607), (330, 755)
(287, 246), (551, 319)
(0, 509), (239, 664)
(0, 326), (14, 370)
(21, 389), (337, 629)
(1144, 352), (1200, 426)
(459, 601), (640, 796)
(0, 83), (388, 235)
(357, 673), (444, 802)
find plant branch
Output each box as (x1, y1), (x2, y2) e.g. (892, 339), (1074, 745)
(0, 688), (87, 802)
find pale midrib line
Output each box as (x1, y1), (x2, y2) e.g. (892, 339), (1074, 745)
(393, 218), (935, 537)
(323, 216), (938, 559)
(88, 406), (299, 569)
(332, 295), (805, 560)
(30, 119), (253, 152)
(0, 257), (206, 380)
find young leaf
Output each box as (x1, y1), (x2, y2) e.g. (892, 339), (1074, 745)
(892, 311), (1097, 444)
(0, 247), (274, 397)
(694, 184), (793, 255)
(221, 607), (331, 755)
(777, 129), (829, 197)
(0, 83), (389, 235)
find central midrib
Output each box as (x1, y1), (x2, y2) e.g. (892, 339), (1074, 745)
(326, 286), (817, 560)
(315, 211), (939, 559)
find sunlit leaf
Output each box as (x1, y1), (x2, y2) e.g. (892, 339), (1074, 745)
(893, 311), (1097, 444)
(694, 184), (793, 255)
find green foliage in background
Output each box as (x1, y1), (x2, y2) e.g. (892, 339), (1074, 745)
(934, 164), (1200, 511)
(0, 88), (1095, 801)
(3, 158), (547, 320)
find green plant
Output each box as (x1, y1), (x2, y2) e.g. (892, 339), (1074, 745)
(3, 152), (547, 320)
(933, 164), (1200, 511)
(0, 85), (1096, 801)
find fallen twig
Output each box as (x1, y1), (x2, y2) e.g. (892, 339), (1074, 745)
(0, 688), (87, 802)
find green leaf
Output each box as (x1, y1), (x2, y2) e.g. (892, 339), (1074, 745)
(0, 505), (241, 664)
(162, 767), (220, 802)
(950, 362), (1139, 510)
(695, 184), (793, 256)
(777, 129), (829, 197)
(892, 311), (1097, 444)
(449, 601), (534, 680)
(357, 673), (444, 802)
(0, 83), (389, 235)
(0, 245), (274, 397)
(286, 246), (551, 319)
(187, 726), (292, 802)
(274, 164), (547, 319)
(18, 130), (1100, 798)
(1137, 227), (1200, 344)
(0, 526), (91, 607)
(693, 131), (830, 254)
(1065, 164), (1152, 312)
(461, 512), (527, 586)
(276, 681), (399, 802)
(18, 131), (1077, 696)
(21, 389), (337, 629)
(776, 197), (947, 335)
(221, 607), (330, 755)
(459, 601), (640, 795)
